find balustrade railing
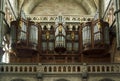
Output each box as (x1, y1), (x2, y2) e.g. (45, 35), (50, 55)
(0, 64), (37, 73)
(0, 63), (120, 74)
(40, 64), (82, 74)
(87, 64), (120, 73)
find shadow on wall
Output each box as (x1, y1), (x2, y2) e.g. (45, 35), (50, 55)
(99, 78), (115, 81)
(11, 79), (25, 81)
(56, 79), (69, 81)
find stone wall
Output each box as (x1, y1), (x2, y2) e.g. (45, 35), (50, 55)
(0, 74), (37, 81)
(88, 74), (120, 81)
(0, 73), (120, 81)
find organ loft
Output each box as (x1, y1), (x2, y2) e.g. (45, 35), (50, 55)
(0, 0), (120, 81)
(9, 15), (110, 63)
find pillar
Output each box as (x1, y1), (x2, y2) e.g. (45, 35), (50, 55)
(98, 0), (102, 18)
(0, 0), (5, 62)
(114, 0), (120, 50)
(37, 73), (43, 81)
(82, 63), (88, 81)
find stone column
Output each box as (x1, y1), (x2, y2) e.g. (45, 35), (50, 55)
(37, 73), (43, 81)
(81, 63), (88, 81)
(0, 0), (5, 62)
(114, 0), (120, 50)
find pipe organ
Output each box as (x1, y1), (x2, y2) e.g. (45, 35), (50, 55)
(10, 18), (40, 60)
(9, 16), (110, 63)
(82, 19), (110, 57)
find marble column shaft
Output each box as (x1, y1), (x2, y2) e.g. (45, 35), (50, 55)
(114, 0), (120, 49)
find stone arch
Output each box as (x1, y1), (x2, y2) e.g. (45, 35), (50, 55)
(99, 78), (115, 81)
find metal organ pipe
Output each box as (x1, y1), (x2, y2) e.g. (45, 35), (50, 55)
(29, 23), (38, 44)
(19, 19), (27, 41)
(93, 20), (101, 44)
(82, 22), (91, 49)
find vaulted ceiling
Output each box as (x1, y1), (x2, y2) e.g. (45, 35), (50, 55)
(18, 0), (99, 15)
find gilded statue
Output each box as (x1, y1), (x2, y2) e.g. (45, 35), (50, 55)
(46, 31), (50, 40)
(58, 24), (62, 33)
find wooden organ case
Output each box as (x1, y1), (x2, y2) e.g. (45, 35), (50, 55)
(10, 18), (41, 63)
(40, 15), (81, 63)
(82, 19), (110, 63)
(9, 17), (111, 63)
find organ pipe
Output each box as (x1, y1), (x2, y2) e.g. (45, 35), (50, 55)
(29, 22), (38, 44)
(82, 22), (92, 49)
(19, 19), (27, 41)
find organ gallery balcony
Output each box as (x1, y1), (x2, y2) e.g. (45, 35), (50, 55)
(8, 15), (110, 63)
